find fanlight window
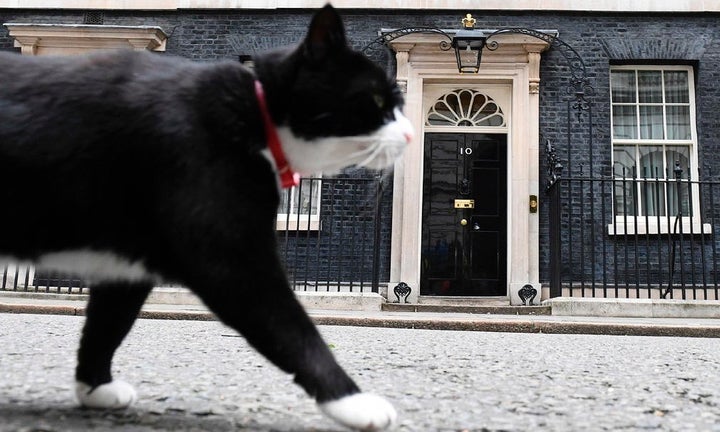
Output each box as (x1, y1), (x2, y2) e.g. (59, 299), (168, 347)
(426, 89), (505, 127)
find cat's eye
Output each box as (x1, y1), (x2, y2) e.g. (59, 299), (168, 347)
(373, 94), (385, 110)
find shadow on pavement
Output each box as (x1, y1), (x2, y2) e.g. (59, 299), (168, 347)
(0, 403), (340, 432)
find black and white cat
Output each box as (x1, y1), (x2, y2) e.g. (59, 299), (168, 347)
(0, 4), (412, 431)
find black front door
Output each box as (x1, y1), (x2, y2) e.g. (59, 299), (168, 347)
(421, 133), (507, 296)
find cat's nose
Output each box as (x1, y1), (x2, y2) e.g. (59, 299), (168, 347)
(393, 108), (414, 144)
(403, 131), (413, 144)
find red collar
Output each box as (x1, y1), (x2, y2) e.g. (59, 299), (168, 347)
(254, 80), (300, 189)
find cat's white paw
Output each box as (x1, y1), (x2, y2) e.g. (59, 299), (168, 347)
(319, 392), (397, 431)
(75, 380), (137, 409)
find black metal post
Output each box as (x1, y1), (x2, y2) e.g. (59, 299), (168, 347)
(371, 175), (384, 293)
(548, 180), (562, 298)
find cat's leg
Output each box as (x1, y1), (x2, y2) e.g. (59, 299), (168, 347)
(191, 258), (396, 431)
(75, 281), (152, 409)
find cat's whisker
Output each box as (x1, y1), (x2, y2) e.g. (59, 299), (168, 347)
(317, 151), (374, 170)
(357, 138), (404, 170)
(356, 144), (385, 168)
(345, 145), (378, 160)
(308, 144), (379, 170)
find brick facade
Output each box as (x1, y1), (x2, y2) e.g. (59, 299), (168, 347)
(2, 8), (719, 291)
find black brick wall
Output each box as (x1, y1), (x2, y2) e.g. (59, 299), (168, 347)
(2, 9), (719, 287)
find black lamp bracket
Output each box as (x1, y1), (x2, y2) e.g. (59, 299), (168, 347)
(362, 25), (592, 111)
(362, 26), (453, 54)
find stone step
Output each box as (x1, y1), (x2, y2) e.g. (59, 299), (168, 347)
(382, 302), (551, 315)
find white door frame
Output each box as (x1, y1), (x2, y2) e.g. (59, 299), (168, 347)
(386, 33), (551, 304)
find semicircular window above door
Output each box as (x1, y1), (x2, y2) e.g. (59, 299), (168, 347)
(426, 89), (506, 127)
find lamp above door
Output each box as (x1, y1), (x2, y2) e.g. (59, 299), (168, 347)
(451, 14), (487, 74)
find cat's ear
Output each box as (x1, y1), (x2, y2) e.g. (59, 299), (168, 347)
(303, 4), (348, 60)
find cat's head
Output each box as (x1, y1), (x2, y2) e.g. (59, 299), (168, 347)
(254, 4), (413, 175)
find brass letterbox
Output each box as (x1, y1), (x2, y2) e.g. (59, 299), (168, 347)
(454, 199), (475, 209)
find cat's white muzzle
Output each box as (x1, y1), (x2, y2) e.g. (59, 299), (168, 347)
(279, 108), (414, 174)
(357, 108), (413, 170)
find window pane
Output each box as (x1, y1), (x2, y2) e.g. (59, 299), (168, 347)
(667, 179), (689, 217)
(612, 105), (637, 139)
(278, 177), (322, 217)
(666, 146), (690, 178)
(640, 181), (666, 217)
(611, 70), (636, 103)
(428, 100), (455, 126)
(638, 146), (663, 178)
(665, 146), (691, 217)
(614, 180), (637, 216)
(638, 146), (665, 216)
(666, 105), (691, 140)
(639, 106), (664, 139)
(298, 178), (321, 216)
(664, 71), (689, 103)
(613, 146), (636, 177)
(638, 71), (662, 103)
(279, 188), (292, 214)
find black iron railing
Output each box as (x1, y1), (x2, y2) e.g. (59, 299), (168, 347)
(1, 176), (386, 295)
(277, 176), (387, 293)
(1, 265), (86, 294)
(548, 174), (720, 300)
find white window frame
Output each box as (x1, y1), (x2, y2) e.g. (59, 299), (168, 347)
(608, 65), (709, 235)
(276, 176), (322, 231)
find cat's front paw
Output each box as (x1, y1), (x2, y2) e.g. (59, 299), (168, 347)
(319, 392), (397, 431)
(75, 380), (137, 409)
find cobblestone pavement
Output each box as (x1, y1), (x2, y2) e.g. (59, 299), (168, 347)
(2, 313), (720, 431)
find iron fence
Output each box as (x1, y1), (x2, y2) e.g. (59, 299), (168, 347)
(1, 265), (86, 294)
(277, 176), (387, 293)
(1, 176), (386, 295)
(548, 174), (720, 300)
